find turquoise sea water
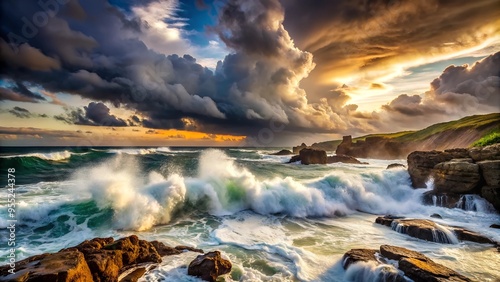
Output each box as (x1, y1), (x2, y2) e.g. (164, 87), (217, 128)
(0, 147), (499, 281)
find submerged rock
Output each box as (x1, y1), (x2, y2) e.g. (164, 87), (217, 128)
(188, 251), (232, 282)
(490, 224), (500, 229)
(430, 213), (442, 219)
(342, 245), (472, 282)
(387, 163), (406, 169)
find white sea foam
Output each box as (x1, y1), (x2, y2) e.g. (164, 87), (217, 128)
(65, 149), (428, 231)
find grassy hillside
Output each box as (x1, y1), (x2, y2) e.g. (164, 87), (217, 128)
(311, 113), (500, 150)
(393, 113), (500, 143)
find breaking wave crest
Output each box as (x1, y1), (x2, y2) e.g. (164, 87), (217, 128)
(67, 149), (423, 231)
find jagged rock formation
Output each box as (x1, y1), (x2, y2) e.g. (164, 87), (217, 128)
(407, 143), (500, 211)
(292, 143), (307, 154)
(342, 245), (472, 282)
(0, 236), (229, 282)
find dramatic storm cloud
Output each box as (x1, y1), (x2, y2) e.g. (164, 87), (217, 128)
(0, 0), (498, 145)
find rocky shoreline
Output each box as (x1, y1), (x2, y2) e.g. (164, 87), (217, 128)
(342, 245), (473, 282)
(0, 236), (231, 282)
(408, 143), (500, 211)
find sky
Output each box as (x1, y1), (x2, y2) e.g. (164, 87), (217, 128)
(0, 0), (499, 147)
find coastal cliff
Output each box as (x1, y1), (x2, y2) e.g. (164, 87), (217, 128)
(293, 113), (500, 159)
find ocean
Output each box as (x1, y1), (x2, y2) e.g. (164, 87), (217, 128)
(1, 147), (499, 281)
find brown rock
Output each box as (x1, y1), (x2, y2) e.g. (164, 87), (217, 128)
(432, 160), (480, 194)
(175, 245), (204, 254)
(188, 251), (232, 282)
(299, 148), (327, 165)
(327, 154), (365, 164)
(477, 160), (500, 186)
(398, 257), (471, 282)
(379, 245), (428, 262)
(2, 250), (93, 282)
(407, 151), (454, 188)
(271, 149), (293, 155)
(341, 249), (378, 269)
(292, 143), (307, 154)
(375, 217), (494, 245)
(452, 229), (494, 244)
(336, 136), (353, 156)
(287, 155), (301, 163)
(421, 191), (463, 209)
(481, 186), (500, 211)
(150, 241), (181, 256)
(387, 163), (406, 169)
(469, 143), (500, 162)
(84, 250), (123, 282)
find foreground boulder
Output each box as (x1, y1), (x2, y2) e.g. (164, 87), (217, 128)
(375, 216), (495, 245)
(188, 251), (232, 282)
(0, 236), (208, 282)
(0, 250), (93, 282)
(342, 245), (471, 282)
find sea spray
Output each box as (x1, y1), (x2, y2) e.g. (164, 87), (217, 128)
(65, 149), (436, 231)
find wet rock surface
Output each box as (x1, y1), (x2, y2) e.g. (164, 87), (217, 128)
(0, 236), (219, 282)
(375, 216), (495, 245)
(407, 143), (500, 212)
(342, 245), (472, 282)
(187, 251), (232, 282)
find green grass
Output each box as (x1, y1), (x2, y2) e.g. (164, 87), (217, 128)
(311, 113), (500, 148)
(471, 131), (500, 147)
(394, 113), (500, 142)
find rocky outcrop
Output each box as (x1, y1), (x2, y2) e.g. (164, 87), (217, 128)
(288, 149), (367, 165)
(0, 236), (214, 282)
(375, 216), (495, 245)
(0, 250), (93, 282)
(327, 154), (367, 164)
(299, 148), (327, 165)
(271, 149), (293, 155)
(335, 135), (407, 159)
(407, 143), (500, 211)
(187, 251), (232, 282)
(482, 186), (500, 211)
(433, 159), (481, 194)
(407, 150), (458, 188)
(342, 245), (472, 282)
(292, 143), (307, 154)
(341, 248), (377, 269)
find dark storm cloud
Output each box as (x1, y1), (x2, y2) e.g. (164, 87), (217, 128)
(0, 0), (349, 138)
(8, 106), (32, 118)
(0, 0), (498, 142)
(55, 102), (128, 127)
